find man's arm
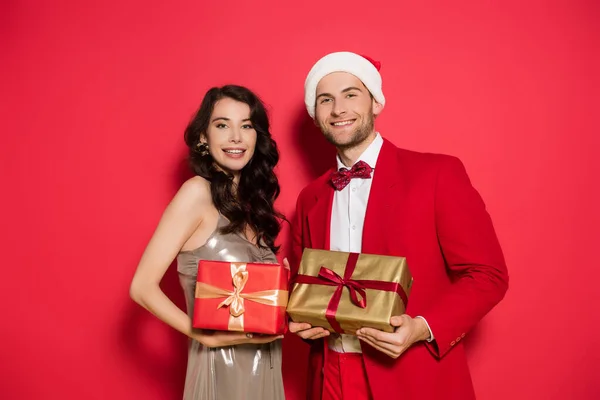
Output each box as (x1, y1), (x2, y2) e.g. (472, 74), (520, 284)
(422, 155), (509, 359)
(289, 194), (304, 284)
(288, 191), (330, 342)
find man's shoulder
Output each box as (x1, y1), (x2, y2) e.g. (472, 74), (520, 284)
(296, 169), (332, 203)
(384, 140), (462, 170)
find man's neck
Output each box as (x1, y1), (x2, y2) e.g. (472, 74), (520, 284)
(337, 132), (377, 167)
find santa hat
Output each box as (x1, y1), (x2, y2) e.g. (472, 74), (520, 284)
(304, 51), (385, 119)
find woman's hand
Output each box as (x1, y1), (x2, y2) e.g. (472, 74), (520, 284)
(191, 329), (283, 348)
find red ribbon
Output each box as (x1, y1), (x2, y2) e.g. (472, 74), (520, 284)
(293, 253), (409, 333)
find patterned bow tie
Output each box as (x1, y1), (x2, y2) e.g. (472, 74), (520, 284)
(330, 160), (373, 191)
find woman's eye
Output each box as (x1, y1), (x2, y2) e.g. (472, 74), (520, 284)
(216, 123), (227, 129)
(242, 124), (254, 129)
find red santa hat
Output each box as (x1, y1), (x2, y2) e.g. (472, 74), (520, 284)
(304, 51), (385, 119)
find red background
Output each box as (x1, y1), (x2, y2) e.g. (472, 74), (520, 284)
(1, 1), (598, 399)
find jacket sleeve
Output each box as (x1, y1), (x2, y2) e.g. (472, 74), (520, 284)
(423, 156), (509, 359)
(289, 191), (326, 347)
(290, 192), (306, 286)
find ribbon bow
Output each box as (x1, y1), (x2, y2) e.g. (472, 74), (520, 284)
(217, 265), (249, 317)
(330, 160), (373, 191)
(318, 266), (367, 308)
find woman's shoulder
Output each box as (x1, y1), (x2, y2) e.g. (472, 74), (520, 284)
(173, 176), (212, 206)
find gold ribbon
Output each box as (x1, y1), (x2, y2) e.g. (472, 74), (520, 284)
(195, 262), (288, 331)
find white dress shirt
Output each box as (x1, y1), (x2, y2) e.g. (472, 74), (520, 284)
(328, 133), (434, 353)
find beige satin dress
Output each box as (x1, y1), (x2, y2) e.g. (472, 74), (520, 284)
(177, 215), (285, 400)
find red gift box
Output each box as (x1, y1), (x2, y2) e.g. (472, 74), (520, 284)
(192, 260), (289, 335)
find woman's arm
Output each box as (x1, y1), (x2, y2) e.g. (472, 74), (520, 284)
(129, 177), (281, 347)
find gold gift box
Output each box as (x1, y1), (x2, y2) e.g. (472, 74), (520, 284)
(287, 249), (413, 334)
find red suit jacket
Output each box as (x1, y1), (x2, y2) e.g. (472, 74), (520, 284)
(290, 138), (509, 400)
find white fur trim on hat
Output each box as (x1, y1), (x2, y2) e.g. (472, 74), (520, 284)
(304, 51), (385, 119)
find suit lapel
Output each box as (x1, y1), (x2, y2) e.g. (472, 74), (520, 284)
(307, 175), (335, 250)
(362, 139), (404, 254)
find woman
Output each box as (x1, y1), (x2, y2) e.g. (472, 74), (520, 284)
(130, 85), (287, 400)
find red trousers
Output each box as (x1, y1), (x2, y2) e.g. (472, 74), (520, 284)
(322, 351), (373, 400)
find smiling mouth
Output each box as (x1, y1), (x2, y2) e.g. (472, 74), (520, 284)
(223, 149), (245, 154)
(330, 119), (355, 127)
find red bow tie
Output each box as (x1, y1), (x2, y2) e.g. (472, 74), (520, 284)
(330, 160), (373, 191)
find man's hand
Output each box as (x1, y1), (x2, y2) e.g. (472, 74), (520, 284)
(285, 257), (330, 340)
(356, 315), (430, 358)
(289, 322), (330, 340)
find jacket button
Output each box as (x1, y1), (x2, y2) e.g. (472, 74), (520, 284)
(461, 333), (466, 338)
(451, 341), (456, 346)
(456, 337), (461, 342)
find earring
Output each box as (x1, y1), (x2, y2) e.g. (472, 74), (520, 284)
(196, 142), (209, 156)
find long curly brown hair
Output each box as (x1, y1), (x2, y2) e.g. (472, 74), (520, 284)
(183, 85), (284, 253)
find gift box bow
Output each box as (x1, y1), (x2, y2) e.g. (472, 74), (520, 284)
(293, 253), (409, 333)
(195, 262), (288, 331)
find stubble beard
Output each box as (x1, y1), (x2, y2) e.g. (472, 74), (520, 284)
(319, 109), (375, 152)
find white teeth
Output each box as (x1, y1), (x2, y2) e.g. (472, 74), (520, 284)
(224, 149), (244, 154)
(333, 120), (353, 126)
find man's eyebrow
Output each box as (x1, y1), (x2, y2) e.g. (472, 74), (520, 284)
(341, 86), (363, 93)
(316, 92), (333, 99)
(316, 86), (363, 99)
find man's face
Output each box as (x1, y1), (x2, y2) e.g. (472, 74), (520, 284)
(314, 72), (382, 150)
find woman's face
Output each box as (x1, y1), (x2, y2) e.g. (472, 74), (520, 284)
(202, 97), (257, 180)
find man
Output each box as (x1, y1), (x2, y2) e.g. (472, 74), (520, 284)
(288, 51), (509, 400)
